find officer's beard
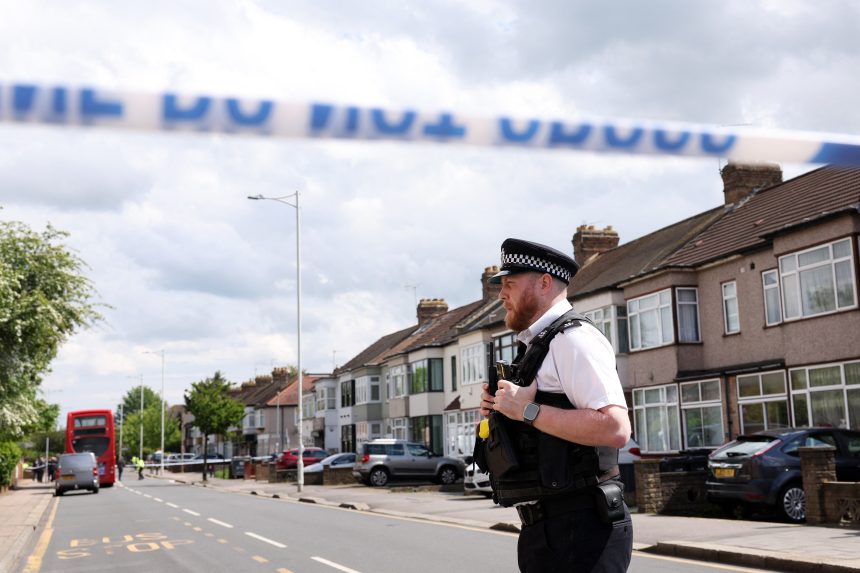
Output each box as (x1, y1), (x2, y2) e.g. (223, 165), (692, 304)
(504, 287), (542, 332)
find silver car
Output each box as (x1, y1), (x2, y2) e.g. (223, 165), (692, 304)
(353, 439), (464, 487)
(55, 452), (99, 496)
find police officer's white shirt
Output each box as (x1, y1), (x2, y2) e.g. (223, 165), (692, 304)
(517, 300), (627, 412)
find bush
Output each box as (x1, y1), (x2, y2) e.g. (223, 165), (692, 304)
(0, 442), (22, 486)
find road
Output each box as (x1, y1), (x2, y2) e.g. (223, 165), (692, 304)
(18, 479), (771, 573)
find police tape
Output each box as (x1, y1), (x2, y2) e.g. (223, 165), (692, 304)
(3, 82), (860, 166)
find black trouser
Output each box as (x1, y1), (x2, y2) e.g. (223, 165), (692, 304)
(517, 503), (633, 573)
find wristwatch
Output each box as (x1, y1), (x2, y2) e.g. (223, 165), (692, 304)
(523, 402), (541, 426)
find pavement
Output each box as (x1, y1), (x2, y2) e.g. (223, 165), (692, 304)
(3, 473), (859, 573)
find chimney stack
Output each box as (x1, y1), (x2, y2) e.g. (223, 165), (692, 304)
(417, 298), (448, 324)
(721, 162), (782, 205)
(572, 225), (619, 267)
(482, 266), (502, 300)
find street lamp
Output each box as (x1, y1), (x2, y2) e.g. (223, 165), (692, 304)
(145, 350), (166, 475)
(247, 191), (305, 492)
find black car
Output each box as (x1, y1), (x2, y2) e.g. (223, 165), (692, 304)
(706, 427), (860, 522)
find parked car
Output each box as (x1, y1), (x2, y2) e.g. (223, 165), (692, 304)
(463, 461), (492, 497)
(706, 427), (860, 522)
(353, 439), (465, 487)
(275, 447), (328, 470)
(304, 452), (356, 474)
(55, 452), (99, 496)
(618, 437), (642, 465)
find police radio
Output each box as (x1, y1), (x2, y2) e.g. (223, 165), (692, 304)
(488, 360), (519, 396)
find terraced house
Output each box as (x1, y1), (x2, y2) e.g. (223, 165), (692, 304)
(191, 163), (860, 461)
(329, 162), (859, 459)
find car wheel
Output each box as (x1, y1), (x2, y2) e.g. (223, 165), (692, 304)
(93, 487), (99, 494)
(438, 466), (458, 485)
(369, 467), (389, 487)
(778, 483), (805, 523)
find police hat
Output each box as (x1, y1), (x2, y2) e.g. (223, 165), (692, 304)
(489, 238), (579, 284)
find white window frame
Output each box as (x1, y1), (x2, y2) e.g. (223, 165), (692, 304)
(789, 360), (860, 430)
(736, 370), (789, 433)
(444, 409), (480, 458)
(722, 281), (740, 334)
(632, 384), (681, 453)
(355, 375), (381, 405)
(679, 379), (723, 448)
(676, 287), (701, 343)
(762, 269), (782, 326)
(389, 365), (407, 398)
(628, 289), (674, 351)
(390, 417), (408, 440)
(461, 343), (486, 385)
(779, 238), (857, 321)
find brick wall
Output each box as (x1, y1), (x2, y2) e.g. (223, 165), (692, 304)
(634, 459), (710, 515)
(801, 446), (860, 527)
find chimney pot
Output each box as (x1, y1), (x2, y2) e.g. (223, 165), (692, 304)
(572, 225), (620, 267)
(417, 298), (448, 323)
(721, 162), (782, 205)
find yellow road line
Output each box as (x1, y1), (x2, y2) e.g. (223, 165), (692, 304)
(22, 496), (59, 573)
(277, 569), (294, 573)
(252, 555), (268, 563)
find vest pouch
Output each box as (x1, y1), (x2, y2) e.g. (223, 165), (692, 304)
(593, 481), (625, 524)
(537, 432), (582, 491)
(485, 413), (519, 477)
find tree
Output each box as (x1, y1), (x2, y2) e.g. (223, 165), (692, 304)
(184, 371), (244, 481)
(0, 220), (101, 440)
(115, 386), (160, 425)
(120, 402), (181, 459)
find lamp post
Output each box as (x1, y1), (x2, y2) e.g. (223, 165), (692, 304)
(247, 191), (304, 492)
(118, 403), (124, 461)
(145, 350), (166, 475)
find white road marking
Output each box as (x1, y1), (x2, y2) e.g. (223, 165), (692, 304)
(312, 556), (362, 573)
(153, 497), (163, 502)
(166, 502), (179, 508)
(244, 532), (286, 548)
(207, 518), (233, 529)
(183, 509), (201, 516)
(143, 494), (152, 499)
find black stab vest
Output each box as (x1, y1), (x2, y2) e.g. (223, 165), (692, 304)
(488, 309), (619, 507)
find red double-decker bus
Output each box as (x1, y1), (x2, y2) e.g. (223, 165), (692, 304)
(65, 409), (117, 486)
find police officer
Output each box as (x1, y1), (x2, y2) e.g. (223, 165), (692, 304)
(480, 238), (633, 573)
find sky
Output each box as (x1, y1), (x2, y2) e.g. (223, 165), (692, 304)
(2, 0), (860, 422)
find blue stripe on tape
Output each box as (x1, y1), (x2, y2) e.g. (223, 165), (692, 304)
(810, 143), (860, 167)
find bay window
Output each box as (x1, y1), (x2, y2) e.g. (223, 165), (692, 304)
(780, 238), (857, 320)
(633, 384), (681, 452)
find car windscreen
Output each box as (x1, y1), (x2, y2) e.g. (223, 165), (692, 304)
(713, 437), (777, 458)
(366, 444), (404, 456)
(60, 455), (94, 470)
(72, 437), (110, 457)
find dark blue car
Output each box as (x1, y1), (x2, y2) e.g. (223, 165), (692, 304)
(706, 427), (860, 522)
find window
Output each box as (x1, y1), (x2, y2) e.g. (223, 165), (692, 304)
(628, 289), (674, 350)
(762, 270), (782, 325)
(257, 409), (265, 428)
(390, 417), (408, 440)
(389, 365), (407, 398)
(316, 388), (325, 412)
(450, 356), (457, 392)
(302, 394), (315, 419)
(445, 409), (480, 458)
(583, 305), (630, 354)
(493, 333), (517, 363)
(780, 238), (857, 320)
(790, 361), (860, 430)
(676, 288), (700, 342)
(737, 371), (789, 433)
(633, 384), (681, 453)
(355, 376), (381, 405)
(461, 343), (487, 385)
(340, 379), (355, 407)
(409, 359), (443, 394)
(410, 415), (443, 454)
(355, 421), (383, 444)
(722, 281), (740, 334)
(679, 380), (723, 448)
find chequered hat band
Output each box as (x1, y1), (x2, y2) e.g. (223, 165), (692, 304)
(500, 251), (572, 282)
